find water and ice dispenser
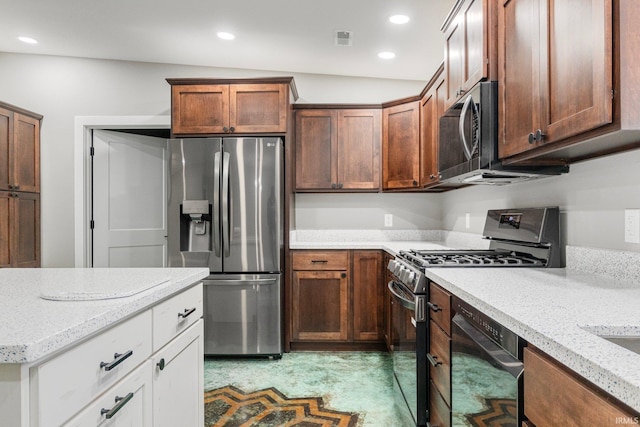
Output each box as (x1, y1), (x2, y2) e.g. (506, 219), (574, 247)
(180, 200), (212, 252)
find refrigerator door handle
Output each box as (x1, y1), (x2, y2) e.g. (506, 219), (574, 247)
(213, 151), (221, 256)
(222, 151), (231, 258)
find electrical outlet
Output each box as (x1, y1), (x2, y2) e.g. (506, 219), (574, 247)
(465, 213), (471, 229)
(384, 214), (393, 227)
(625, 209), (640, 243)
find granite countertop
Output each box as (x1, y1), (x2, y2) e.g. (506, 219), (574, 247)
(424, 266), (640, 413)
(0, 267), (209, 364)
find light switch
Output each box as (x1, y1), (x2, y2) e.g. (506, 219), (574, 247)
(384, 214), (393, 227)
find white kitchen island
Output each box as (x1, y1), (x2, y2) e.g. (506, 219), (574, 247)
(0, 267), (209, 427)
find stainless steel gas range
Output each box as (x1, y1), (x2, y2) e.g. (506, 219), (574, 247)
(387, 207), (562, 427)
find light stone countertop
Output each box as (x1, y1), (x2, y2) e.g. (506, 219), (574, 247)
(0, 267), (209, 364)
(424, 266), (640, 413)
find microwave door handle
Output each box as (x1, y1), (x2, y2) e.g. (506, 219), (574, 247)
(459, 95), (476, 161)
(213, 151), (221, 257)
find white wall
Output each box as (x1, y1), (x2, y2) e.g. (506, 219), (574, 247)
(440, 149), (640, 252)
(294, 193), (442, 230)
(0, 52), (426, 267)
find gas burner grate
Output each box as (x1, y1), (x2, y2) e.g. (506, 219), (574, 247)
(398, 249), (546, 268)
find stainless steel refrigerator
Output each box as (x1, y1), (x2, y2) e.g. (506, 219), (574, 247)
(167, 137), (282, 357)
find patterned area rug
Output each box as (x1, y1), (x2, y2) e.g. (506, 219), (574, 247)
(205, 385), (359, 427)
(466, 398), (517, 427)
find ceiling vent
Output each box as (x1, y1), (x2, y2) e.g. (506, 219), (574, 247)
(335, 30), (353, 46)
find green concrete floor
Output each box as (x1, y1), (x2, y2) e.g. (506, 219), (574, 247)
(204, 351), (408, 426)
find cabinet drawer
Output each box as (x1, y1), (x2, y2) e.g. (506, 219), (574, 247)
(292, 251), (349, 270)
(429, 380), (451, 427)
(32, 310), (152, 427)
(429, 320), (451, 405)
(153, 283), (203, 352)
(64, 360), (153, 426)
(429, 282), (451, 335)
(524, 347), (638, 426)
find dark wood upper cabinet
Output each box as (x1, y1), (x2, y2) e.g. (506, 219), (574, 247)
(420, 67), (446, 188)
(167, 78), (294, 136)
(499, 0), (613, 160)
(382, 101), (420, 190)
(0, 105), (41, 193)
(294, 107), (381, 191)
(442, 0), (497, 110)
(499, 0), (640, 163)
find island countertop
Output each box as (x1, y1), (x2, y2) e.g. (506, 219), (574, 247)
(424, 266), (640, 413)
(0, 267), (209, 364)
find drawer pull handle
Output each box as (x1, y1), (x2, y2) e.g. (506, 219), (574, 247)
(427, 302), (441, 312)
(178, 307), (196, 319)
(100, 392), (134, 419)
(311, 260), (328, 264)
(157, 358), (166, 371)
(100, 350), (133, 371)
(427, 353), (442, 367)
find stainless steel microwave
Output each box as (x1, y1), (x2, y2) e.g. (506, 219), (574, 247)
(438, 81), (568, 185)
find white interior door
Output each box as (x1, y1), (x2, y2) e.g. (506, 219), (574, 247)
(92, 129), (167, 267)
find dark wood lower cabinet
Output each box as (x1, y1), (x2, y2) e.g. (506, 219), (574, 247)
(524, 346), (639, 426)
(290, 249), (385, 350)
(0, 191), (40, 268)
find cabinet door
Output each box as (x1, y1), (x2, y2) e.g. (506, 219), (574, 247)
(499, 0), (541, 158)
(291, 270), (348, 341)
(0, 192), (40, 268)
(295, 110), (337, 190)
(352, 251), (383, 341)
(500, 0), (613, 158)
(0, 191), (11, 267)
(541, 0), (613, 144)
(13, 113), (40, 193)
(153, 321), (204, 427)
(230, 84), (287, 133)
(171, 84), (230, 135)
(382, 101), (420, 190)
(13, 192), (39, 268)
(444, 0), (488, 109)
(337, 109), (381, 190)
(420, 73), (446, 187)
(0, 107), (11, 191)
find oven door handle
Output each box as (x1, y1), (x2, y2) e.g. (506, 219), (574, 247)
(387, 281), (415, 311)
(453, 314), (524, 378)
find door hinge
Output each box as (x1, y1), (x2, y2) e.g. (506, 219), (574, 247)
(90, 146), (95, 156)
(90, 220), (95, 229)
(611, 89), (615, 99)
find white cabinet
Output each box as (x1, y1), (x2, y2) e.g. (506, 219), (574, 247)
(3, 282), (204, 427)
(31, 311), (153, 427)
(152, 321), (203, 427)
(64, 361), (153, 427)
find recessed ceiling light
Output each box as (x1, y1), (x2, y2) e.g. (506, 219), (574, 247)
(217, 32), (235, 41)
(378, 51), (396, 60)
(389, 15), (410, 24)
(18, 36), (38, 44)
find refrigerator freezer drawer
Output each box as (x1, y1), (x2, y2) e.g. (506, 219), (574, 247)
(203, 274), (281, 356)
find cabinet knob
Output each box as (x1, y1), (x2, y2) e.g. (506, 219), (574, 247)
(413, 180), (418, 186)
(223, 126), (229, 133)
(341, 273), (347, 278)
(331, 183), (337, 189)
(229, 126), (235, 133)
(338, 183), (343, 189)
(429, 174), (436, 180)
(528, 132), (536, 144)
(157, 358), (165, 371)
(534, 129), (546, 142)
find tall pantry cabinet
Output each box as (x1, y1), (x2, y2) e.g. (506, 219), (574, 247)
(0, 101), (41, 268)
